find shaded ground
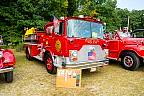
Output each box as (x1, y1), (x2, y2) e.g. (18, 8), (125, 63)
(0, 50), (144, 96)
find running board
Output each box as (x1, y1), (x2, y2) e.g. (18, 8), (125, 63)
(33, 56), (43, 61)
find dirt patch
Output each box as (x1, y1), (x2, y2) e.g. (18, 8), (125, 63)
(0, 51), (144, 96)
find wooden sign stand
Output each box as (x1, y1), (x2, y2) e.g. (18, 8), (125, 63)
(56, 68), (82, 88)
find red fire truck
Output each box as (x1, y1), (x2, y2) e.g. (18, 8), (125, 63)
(107, 31), (144, 71)
(24, 16), (108, 74)
(0, 36), (16, 82)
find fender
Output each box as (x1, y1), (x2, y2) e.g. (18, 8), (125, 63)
(43, 48), (54, 61)
(118, 45), (144, 59)
(2, 49), (16, 66)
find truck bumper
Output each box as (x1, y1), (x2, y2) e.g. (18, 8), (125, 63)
(0, 67), (13, 74)
(65, 60), (108, 69)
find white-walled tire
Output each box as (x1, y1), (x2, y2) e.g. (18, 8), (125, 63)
(44, 53), (57, 74)
(121, 52), (140, 71)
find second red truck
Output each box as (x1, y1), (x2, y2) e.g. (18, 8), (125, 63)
(106, 31), (144, 70)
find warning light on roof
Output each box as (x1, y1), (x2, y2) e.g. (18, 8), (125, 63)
(78, 15), (84, 18)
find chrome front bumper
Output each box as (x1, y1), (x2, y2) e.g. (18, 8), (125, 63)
(65, 60), (108, 69)
(0, 67), (13, 73)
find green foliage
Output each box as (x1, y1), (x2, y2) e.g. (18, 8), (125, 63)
(15, 42), (24, 52)
(74, 0), (121, 32)
(129, 10), (144, 30)
(0, 0), (144, 46)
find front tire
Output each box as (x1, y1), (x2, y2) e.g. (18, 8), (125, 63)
(5, 71), (13, 83)
(44, 53), (57, 74)
(121, 52), (140, 71)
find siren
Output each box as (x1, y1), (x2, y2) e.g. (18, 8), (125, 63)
(60, 17), (64, 20)
(97, 18), (100, 21)
(78, 15), (84, 18)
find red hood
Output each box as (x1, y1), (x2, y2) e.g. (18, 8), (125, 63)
(123, 38), (144, 45)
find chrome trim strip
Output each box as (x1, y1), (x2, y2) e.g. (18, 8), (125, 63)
(66, 60), (108, 69)
(0, 67), (13, 73)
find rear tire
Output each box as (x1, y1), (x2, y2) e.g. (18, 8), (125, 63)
(121, 52), (140, 71)
(5, 71), (13, 83)
(44, 53), (57, 74)
(26, 47), (32, 61)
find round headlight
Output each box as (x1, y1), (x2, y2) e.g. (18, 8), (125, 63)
(72, 51), (77, 57)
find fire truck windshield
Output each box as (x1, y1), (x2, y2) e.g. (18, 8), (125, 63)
(67, 19), (104, 39)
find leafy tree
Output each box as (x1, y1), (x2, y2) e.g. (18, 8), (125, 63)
(129, 10), (144, 30)
(0, 0), (144, 45)
(0, 0), (18, 44)
(74, 0), (120, 32)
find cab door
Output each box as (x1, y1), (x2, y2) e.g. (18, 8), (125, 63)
(108, 40), (121, 59)
(53, 21), (67, 55)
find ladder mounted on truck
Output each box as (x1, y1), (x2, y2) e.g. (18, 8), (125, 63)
(23, 28), (46, 44)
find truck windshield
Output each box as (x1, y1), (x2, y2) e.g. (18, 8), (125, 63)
(67, 19), (104, 39)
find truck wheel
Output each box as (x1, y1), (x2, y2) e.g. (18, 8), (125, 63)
(45, 53), (57, 74)
(5, 71), (13, 83)
(26, 47), (32, 60)
(121, 52), (140, 71)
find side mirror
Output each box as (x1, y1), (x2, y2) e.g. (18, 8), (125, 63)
(46, 26), (53, 35)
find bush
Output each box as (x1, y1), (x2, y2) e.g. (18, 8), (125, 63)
(0, 45), (8, 49)
(15, 43), (24, 52)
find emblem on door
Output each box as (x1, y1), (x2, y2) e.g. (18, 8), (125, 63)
(55, 39), (61, 52)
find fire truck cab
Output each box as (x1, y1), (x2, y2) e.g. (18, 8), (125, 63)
(24, 17), (108, 74)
